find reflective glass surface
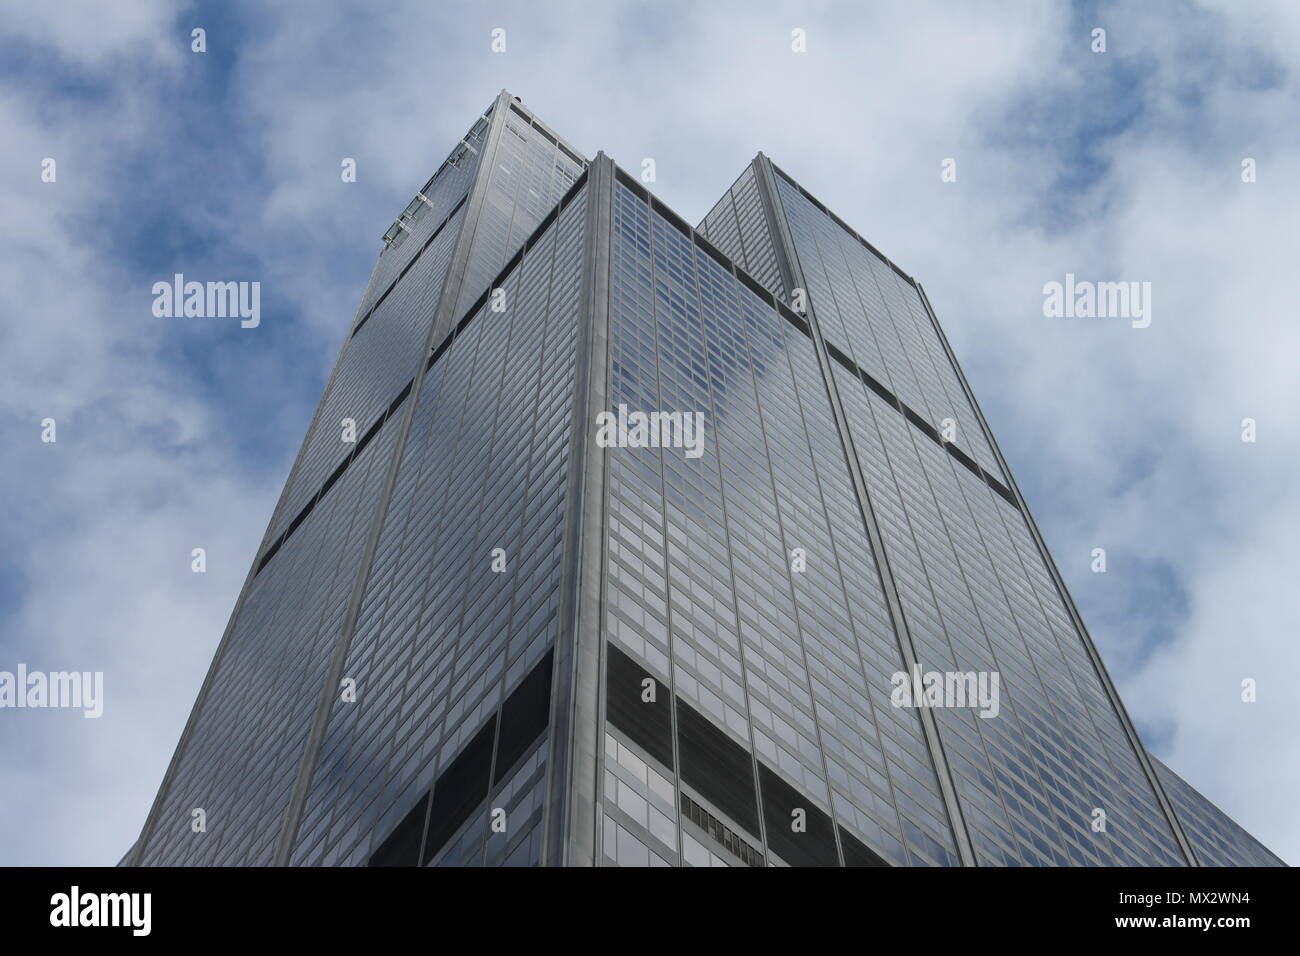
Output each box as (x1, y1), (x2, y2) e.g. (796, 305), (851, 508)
(601, 177), (959, 866)
(1153, 757), (1284, 867)
(452, 106), (586, 319)
(772, 171), (1002, 480)
(291, 185), (587, 866)
(136, 411), (403, 865)
(697, 164), (785, 301)
(136, 106), (1281, 869)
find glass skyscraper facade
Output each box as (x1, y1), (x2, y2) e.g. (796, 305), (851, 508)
(128, 94), (1282, 868)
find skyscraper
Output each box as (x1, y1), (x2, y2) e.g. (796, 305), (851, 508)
(128, 92), (1281, 868)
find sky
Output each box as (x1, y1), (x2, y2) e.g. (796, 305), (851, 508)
(0, 0), (1295, 866)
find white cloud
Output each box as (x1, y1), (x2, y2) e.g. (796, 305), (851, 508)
(0, 0), (182, 70)
(0, 0), (1294, 865)
(0, 15), (276, 865)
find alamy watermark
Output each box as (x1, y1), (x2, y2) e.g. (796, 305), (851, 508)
(50, 886), (150, 936)
(152, 274), (261, 328)
(595, 404), (706, 459)
(891, 664), (1000, 718)
(0, 665), (103, 718)
(1042, 273), (1151, 328)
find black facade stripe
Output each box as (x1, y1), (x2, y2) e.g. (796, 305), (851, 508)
(604, 643), (674, 770)
(351, 192), (469, 339)
(495, 649), (555, 786)
(735, 266), (775, 309)
(840, 826), (890, 867)
(253, 375), (415, 577)
(676, 699), (761, 838)
(367, 792), (429, 867)
(612, 165), (1020, 514)
(692, 229), (732, 274)
(757, 764), (840, 867)
(613, 165), (649, 203)
(650, 195), (693, 239)
(258, 170), (596, 580)
(824, 326), (1020, 510)
(385, 380), (413, 419)
(314, 455), (349, 507)
(420, 717), (498, 865)
(768, 162), (913, 286)
(903, 406), (942, 443)
(944, 437), (980, 476)
(443, 168), (590, 349)
(604, 644), (897, 867)
(366, 650), (558, 867)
